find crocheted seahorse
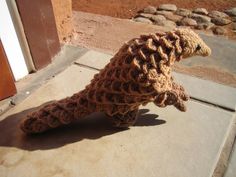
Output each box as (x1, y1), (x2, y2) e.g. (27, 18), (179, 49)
(21, 29), (211, 134)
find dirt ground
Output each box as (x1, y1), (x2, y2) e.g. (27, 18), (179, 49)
(72, 0), (236, 19)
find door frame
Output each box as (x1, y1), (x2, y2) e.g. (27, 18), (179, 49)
(0, 0), (29, 81)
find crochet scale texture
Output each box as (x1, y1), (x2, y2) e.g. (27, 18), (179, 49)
(21, 29), (211, 134)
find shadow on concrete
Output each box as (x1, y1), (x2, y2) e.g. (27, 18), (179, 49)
(0, 103), (165, 151)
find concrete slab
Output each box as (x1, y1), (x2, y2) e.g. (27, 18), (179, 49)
(0, 64), (235, 177)
(0, 98), (13, 116)
(12, 45), (88, 105)
(173, 72), (236, 111)
(1, 65), (94, 117)
(224, 141), (236, 177)
(75, 50), (236, 111)
(75, 50), (112, 70)
(184, 33), (236, 76)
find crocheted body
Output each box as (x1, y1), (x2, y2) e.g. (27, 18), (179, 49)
(21, 29), (211, 134)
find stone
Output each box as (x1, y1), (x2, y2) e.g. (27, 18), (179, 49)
(175, 8), (192, 17)
(208, 10), (229, 19)
(156, 10), (173, 16)
(232, 23), (236, 30)
(143, 6), (157, 14)
(232, 17), (236, 22)
(150, 15), (166, 24)
(178, 18), (197, 26)
(195, 22), (214, 30)
(155, 11), (180, 25)
(225, 7), (236, 17)
(212, 26), (227, 35)
(136, 13), (167, 25)
(211, 17), (231, 26)
(153, 19), (165, 26)
(205, 22), (215, 30)
(194, 24), (204, 30)
(190, 13), (211, 23)
(163, 20), (176, 28)
(136, 13), (153, 19)
(133, 17), (153, 24)
(158, 4), (177, 12)
(164, 13), (182, 22)
(193, 8), (208, 15)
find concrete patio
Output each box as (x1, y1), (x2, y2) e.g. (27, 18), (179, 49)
(0, 49), (236, 177)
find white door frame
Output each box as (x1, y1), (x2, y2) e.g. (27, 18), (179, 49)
(0, 0), (29, 81)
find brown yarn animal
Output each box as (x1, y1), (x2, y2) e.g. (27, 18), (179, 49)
(21, 29), (211, 134)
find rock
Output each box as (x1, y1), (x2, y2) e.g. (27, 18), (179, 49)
(143, 6), (157, 14)
(193, 8), (208, 15)
(208, 11), (229, 18)
(153, 19), (176, 28)
(150, 15), (166, 23)
(190, 13), (211, 23)
(212, 26), (227, 35)
(164, 14), (182, 22)
(211, 17), (231, 26)
(232, 17), (236, 22)
(178, 17), (197, 26)
(225, 7), (236, 17)
(153, 20), (165, 26)
(195, 22), (214, 30)
(232, 23), (236, 30)
(137, 13), (167, 24)
(194, 24), (203, 30)
(156, 10), (173, 16)
(155, 10), (181, 24)
(175, 8), (192, 17)
(136, 13), (154, 19)
(133, 17), (153, 24)
(158, 4), (177, 12)
(163, 20), (176, 28)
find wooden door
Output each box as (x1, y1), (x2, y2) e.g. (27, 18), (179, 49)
(16, 0), (60, 70)
(0, 40), (17, 100)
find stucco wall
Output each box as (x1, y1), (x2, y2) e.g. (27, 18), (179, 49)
(51, 0), (73, 42)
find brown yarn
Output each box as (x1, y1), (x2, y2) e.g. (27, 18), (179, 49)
(20, 29), (211, 134)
